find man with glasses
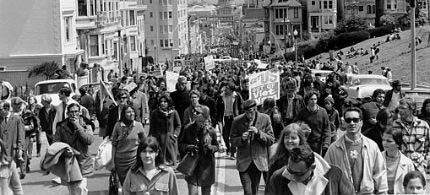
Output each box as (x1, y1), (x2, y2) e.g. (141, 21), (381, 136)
(325, 107), (388, 194)
(106, 89), (130, 138)
(54, 103), (94, 194)
(52, 87), (78, 136)
(268, 145), (354, 195)
(230, 99), (275, 195)
(392, 98), (430, 178)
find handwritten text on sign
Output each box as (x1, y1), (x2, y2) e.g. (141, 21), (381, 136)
(248, 70), (280, 105)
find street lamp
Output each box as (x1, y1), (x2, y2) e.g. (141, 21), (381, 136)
(293, 29), (298, 64)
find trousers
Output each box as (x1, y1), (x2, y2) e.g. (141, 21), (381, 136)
(238, 162), (267, 195)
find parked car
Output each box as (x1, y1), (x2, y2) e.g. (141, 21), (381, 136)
(34, 79), (78, 106)
(403, 85), (430, 114)
(343, 74), (392, 99)
(310, 69), (334, 83)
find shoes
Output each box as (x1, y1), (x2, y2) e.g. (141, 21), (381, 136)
(20, 173), (25, 179)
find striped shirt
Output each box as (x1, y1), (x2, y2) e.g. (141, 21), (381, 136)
(392, 117), (430, 169)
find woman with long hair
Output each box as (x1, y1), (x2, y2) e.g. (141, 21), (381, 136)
(149, 94), (181, 166)
(122, 136), (178, 195)
(419, 98), (430, 125)
(111, 105), (147, 185)
(179, 114), (219, 195)
(0, 138), (23, 195)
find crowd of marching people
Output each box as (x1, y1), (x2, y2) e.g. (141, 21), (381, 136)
(1, 55), (430, 195)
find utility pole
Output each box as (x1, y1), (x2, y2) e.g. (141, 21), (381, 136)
(411, 0), (416, 90)
(284, 10), (287, 59)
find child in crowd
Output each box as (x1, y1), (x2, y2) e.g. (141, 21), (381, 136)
(323, 96), (340, 143)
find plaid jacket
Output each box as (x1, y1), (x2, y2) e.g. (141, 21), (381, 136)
(392, 117), (430, 169)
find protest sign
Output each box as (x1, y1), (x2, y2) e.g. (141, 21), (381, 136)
(248, 70), (280, 105)
(166, 71), (179, 92)
(204, 55), (215, 70)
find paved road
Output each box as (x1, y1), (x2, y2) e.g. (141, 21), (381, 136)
(21, 130), (265, 195)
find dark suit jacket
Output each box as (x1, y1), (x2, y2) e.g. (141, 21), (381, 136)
(230, 112), (275, 172)
(39, 105), (56, 134)
(268, 165), (354, 195)
(106, 105), (120, 138)
(383, 89), (405, 107)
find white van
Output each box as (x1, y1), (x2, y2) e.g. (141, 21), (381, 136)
(34, 79), (78, 106)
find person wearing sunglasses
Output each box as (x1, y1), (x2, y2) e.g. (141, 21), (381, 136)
(325, 107), (388, 194)
(268, 145), (354, 195)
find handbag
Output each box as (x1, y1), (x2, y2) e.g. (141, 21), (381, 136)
(176, 152), (200, 176)
(109, 171), (119, 195)
(95, 138), (113, 171)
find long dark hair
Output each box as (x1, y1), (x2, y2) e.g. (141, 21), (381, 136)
(0, 138), (12, 164)
(131, 136), (162, 172)
(157, 94), (173, 111)
(420, 98), (430, 117)
(120, 105), (135, 124)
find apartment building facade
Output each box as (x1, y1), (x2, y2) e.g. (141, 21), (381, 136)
(0, 0), (82, 72)
(265, 0), (304, 49)
(143, 0), (188, 64)
(339, 0), (376, 27)
(308, 0), (337, 39)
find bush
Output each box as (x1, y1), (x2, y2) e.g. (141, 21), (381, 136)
(367, 24), (394, 38)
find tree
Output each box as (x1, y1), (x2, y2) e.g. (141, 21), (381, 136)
(28, 61), (60, 79)
(335, 17), (368, 34)
(380, 14), (396, 26)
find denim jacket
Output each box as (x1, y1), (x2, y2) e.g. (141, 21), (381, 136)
(324, 134), (388, 194)
(123, 165), (178, 195)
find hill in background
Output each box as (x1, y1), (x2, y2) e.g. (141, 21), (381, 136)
(310, 26), (430, 86)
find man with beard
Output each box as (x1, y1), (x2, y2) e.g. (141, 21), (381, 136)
(325, 107), (388, 194)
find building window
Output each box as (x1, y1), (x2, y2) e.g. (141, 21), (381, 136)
(294, 8), (299, 18)
(159, 12), (163, 20)
(78, 0), (87, 16)
(324, 1), (328, 9)
(150, 26), (153, 31)
(329, 1), (333, 9)
(372, 5), (376, 13)
(169, 11), (172, 18)
(160, 39), (164, 47)
(150, 0), (152, 3)
(367, 5), (371, 13)
(64, 16), (72, 42)
(359, 6), (364, 11)
(164, 25), (168, 33)
(130, 36), (136, 51)
(169, 39), (173, 47)
(164, 12), (168, 20)
(159, 25), (163, 33)
(113, 42), (118, 59)
(130, 10), (135, 25)
(165, 40), (168, 48)
(387, 0), (391, 9)
(312, 1), (315, 5)
(150, 12), (153, 18)
(169, 25), (173, 32)
(90, 35), (99, 56)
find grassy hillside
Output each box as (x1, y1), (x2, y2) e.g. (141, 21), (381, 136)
(310, 25), (430, 86)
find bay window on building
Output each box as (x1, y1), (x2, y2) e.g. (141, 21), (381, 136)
(90, 35), (99, 56)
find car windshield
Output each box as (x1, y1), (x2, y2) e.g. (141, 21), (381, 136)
(35, 83), (71, 95)
(347, 77), (389, 86)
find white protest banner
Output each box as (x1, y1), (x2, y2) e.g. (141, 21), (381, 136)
(166, 71), (179, 92)
(248, 70), (280, 105)
(204, 55), (215, 70)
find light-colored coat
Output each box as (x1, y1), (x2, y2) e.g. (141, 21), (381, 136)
(382, 151), (415, 195)
(230, 112), (275, 172)
(324, 134), (388, 194)
(52, 99), (78, 135)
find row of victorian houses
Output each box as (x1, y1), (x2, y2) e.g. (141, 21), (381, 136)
(242, 0), (429, 51)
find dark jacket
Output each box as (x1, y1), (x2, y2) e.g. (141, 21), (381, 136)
(170, 89), (191, 123)
(215, 92), (243, 122)
(230, 112), (275, 172)
(0, 114), (25, 158)
(106, 105), (120, 138)
(383, 89), (405, 107)
(296, 106), (331, 155)
(268, 164), (354, 195)
(276, 94), (305, 123)
(199, 96), (217, 125)
(39, 105), (56, 135)
(179, 123), (219, 186)
(54, 118), (95, 176)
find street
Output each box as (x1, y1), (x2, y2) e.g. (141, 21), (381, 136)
(21, 129), (265, 195)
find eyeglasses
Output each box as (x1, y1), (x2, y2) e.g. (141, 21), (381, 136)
(120, 96), (128, 100)
(345, 117), (360, 123)
(287, 166), (309, 177)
